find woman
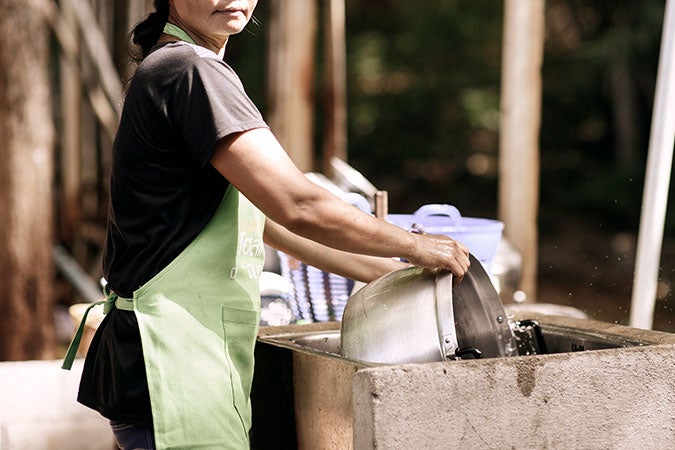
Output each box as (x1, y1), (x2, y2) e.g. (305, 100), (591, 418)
(63, 1), (470, 449)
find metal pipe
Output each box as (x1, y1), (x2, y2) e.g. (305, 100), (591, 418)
(630, 0), (675, 329)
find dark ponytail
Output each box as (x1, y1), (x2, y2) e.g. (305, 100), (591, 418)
(131, 0), (170, 60)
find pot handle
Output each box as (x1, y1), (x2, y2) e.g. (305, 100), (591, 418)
(413, 204), (462, 224)
(454, 347), (482, 360)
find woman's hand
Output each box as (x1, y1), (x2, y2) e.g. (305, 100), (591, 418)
(403, 233), (471, 282)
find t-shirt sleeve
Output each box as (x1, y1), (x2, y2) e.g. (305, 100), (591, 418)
(167, 55), (268, 168)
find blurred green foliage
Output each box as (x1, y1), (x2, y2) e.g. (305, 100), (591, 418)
(228, 0), (672, 232)
(343, 0), (504, 215)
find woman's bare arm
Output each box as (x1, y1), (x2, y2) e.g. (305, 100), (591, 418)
(210, 128), (470, 278)
(263, 218), (407, 283)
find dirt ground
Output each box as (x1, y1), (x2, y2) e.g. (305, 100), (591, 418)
(536, 216), (675, 334)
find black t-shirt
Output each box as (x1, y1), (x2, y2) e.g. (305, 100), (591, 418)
(77, 42), (268, 427)
(104, 42), (266, 297)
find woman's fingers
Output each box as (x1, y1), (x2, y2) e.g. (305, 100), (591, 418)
(407, 234), (471, 278)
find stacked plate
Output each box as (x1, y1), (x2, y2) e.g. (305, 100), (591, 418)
(277, 252), (354, 322)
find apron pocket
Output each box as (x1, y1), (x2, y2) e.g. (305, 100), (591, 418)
(222, 305), (260, 432)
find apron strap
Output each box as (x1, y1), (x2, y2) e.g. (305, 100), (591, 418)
(61, 285), (130, 370)
(162, 23), (197, 45)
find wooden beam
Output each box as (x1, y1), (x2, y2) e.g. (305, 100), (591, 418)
(58, 0), (82, 246)
(322, 0), (348, 178)
(267, 0), (318, 172)
(52, 245), (103, 303)
(60, 0), (123, 116)
(498, 0), (545, 301)
(39, 0), (120, 139)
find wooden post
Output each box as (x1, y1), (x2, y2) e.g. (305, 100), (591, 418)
(267, 0), (317, 172)
(498, 0), (545, 301)
(58, 0), (82, 246)
(0, 0), (56, 360)
(322, 0), (348, 178)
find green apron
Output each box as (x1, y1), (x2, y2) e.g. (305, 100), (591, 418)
(64, 185), (265, 449)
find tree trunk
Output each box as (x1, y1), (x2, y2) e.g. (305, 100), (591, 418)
(0, 0), (56, 360)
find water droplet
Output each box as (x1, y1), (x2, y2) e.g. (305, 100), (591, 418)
(497, 315), (504, 323)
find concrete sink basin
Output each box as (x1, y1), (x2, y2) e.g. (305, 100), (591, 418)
(251, 312), (675, 450)
(256, 317), (651, 362)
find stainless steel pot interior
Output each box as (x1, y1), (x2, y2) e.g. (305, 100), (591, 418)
(452, 254), (518, 358)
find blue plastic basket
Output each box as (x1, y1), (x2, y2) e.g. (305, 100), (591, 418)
(387, 204), (504, 273)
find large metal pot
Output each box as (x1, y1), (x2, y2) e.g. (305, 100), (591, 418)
(340, 254), (518, 364)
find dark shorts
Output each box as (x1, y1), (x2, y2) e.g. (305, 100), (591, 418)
(110, 420), (155, 450)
